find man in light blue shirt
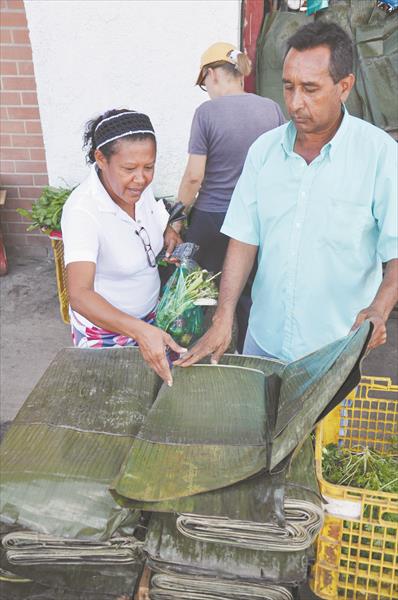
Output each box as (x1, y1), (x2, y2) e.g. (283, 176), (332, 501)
(176, 21), (397, 366)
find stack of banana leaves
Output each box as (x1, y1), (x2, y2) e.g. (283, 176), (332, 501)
(0, 348), (159, 598)
(109, 322), (371, 597)
(0, 322), (371, 599)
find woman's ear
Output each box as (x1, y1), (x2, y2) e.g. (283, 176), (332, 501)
(94, 148), (106, 170)
(207, 67), (216, 83)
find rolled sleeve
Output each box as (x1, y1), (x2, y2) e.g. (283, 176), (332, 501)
(221, 149), (260, 245)
(61, 206), (99, 266)
(373, 139), (398, 262)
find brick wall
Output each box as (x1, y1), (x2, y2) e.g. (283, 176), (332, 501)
(0, 0), (50, 257)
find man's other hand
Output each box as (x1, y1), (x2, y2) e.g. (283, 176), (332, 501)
(351, 307), (387, 351)
(173, 318), (233, 367)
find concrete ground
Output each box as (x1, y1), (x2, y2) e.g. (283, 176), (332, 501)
(0, 255), (71, 424)
(0, 255), (397, 600)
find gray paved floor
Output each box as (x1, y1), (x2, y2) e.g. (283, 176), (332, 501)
(0, 255), (71, 422)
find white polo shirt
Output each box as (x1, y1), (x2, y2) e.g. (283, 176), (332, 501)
(61, 164), (169, 322)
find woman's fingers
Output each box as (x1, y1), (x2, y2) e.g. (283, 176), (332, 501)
(163, 226), (182, 258)
(153, 352), (174, 387)
(164, 332), (187, 355)
(165, 239), (176, 258)
(136, 325), (188, 386)
(136, 325), (171, 385)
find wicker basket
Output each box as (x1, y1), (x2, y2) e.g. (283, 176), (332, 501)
(50, 236), (70, 324)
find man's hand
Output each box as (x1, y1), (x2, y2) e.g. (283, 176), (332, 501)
(351, 306), (387, 351)
(163, 225), (182, 259)
(135, 322), (186, 385)
(174, 317), (233, 367)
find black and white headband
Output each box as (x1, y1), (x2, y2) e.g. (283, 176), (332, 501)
(94, 111), (156, 150)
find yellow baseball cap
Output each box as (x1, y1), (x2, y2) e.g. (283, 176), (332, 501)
(195, 42), (240, 86)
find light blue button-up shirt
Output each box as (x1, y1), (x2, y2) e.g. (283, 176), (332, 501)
(221, 109), (397, 361)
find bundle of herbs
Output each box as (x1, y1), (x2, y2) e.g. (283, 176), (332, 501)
(17, 186), (73, 233)
(155, 263), (219, 347)
(322, 441), (398, 493)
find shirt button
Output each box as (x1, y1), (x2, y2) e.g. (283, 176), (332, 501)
(137, 219), (141, 223)
(296, 222), (301, 228)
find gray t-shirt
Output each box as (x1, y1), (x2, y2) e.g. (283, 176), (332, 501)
(188, 93), (285, 212)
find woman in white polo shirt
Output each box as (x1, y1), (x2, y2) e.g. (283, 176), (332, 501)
(61, 109), (185, 385)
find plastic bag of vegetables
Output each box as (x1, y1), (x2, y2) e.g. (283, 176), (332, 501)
(155, 261), (219, 347)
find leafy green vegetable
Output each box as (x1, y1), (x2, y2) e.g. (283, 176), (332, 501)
(156, 267), (219, 333)
(322, 442), (398, 493)
(17, 186), (73, 232)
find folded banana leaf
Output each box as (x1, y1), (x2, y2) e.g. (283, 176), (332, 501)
(111, 323), (371, 506)
(270, 321), (372, 469)
(0, 347), (161, 540)
(150, 572), (294, 600)
(2, 531), (143, 564)
(144, 513), (310, 585)
(0, 525), (144, 598)
(113, 364), (273, 503)
(142, 443), (318, 583)
(112, 437), (322, 552)
(0, 559), (142, 600)
(173, 437), (323, 552)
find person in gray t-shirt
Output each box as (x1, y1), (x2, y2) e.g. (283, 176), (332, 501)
(176, 42), (284, 351)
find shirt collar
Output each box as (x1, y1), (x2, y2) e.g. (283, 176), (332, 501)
(281, 105), (351, 161)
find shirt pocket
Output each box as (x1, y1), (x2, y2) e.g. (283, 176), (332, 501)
(325, 197), (372, 252)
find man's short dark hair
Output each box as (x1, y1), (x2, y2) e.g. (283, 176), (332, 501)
(286, 21), (353, 83)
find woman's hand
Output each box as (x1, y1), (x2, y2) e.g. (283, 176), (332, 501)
(134, 321), (187, 386)
(163, 225), (182, 260)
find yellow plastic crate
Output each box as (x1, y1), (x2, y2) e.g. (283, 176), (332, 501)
(310, 376), (398, 600)
(50, 237), (70, 324)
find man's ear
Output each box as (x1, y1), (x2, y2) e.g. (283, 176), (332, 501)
(339, 73), (355, 103)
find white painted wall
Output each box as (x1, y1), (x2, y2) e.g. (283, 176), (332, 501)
(25, 0), (241, 195)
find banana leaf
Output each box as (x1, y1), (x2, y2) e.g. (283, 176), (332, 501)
(0, 554), (142, 600)
(111, 437), (322, 551)
(0, 347), (161, 540)
(2, 531), (144, 565)
(144, 513), (310, 585)
(173, 437), (323, 552)
(142, 439), (321, 586)
(0, 522), (144, 599)
(113, 364), (271, 503)
(150, 572), (294, 600)
(270, 321), (372, 468)
(111, 322), (371, 506)
(0, 346), (284, 542)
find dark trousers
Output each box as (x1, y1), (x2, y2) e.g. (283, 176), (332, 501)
(185, 207), (256, 353)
